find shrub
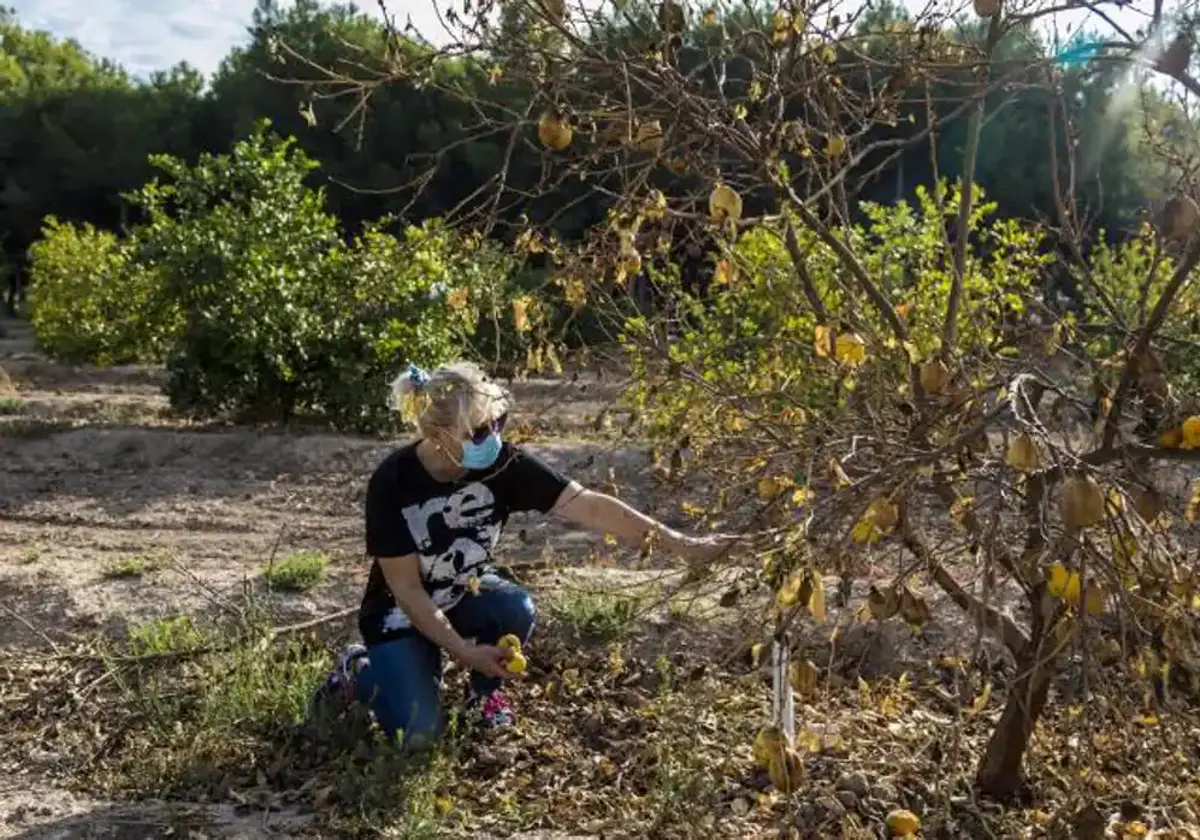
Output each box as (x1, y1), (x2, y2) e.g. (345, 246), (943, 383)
(304, 218), (517, 432)
(27, 218), (173, 365)
(122, 120), (518, 432)
(262, 549), (329, 592)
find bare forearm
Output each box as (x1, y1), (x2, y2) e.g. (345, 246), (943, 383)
(564, 489), (687, 552)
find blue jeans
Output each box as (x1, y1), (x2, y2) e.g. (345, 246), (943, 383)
(354, 575), (536, 747)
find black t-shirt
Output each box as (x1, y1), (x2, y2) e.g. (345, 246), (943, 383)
(358, 441), (571, 646)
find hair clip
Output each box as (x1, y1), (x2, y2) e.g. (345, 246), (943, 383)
(407, 363), (431, 389)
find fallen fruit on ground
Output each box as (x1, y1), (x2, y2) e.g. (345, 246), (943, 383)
(886, 808), (921, 835)
(1061, 475), (1105, 530)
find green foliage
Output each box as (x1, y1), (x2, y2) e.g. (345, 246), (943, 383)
(261, 549), (329, 592)
(623, 180), (1049, 453)
(28, 217), (173, 364)
(128, 616), (206, 656)
(130, 122), (343, 423)
(113, 121), (516, 431)
(102, 554), (165, 579)
(549, 589), (643, 641)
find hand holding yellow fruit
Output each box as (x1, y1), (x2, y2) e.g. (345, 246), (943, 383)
(506, 651), (528, 675)
(497, 634), (527, 674)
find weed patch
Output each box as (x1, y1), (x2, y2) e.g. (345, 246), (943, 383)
(102, 554), (164, 579)
(262, 550), (328, 593)
(546, 588), (643, 642)
(0, 396), (26, 415)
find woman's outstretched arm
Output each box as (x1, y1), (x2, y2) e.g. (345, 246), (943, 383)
(550, 482), (736, 564)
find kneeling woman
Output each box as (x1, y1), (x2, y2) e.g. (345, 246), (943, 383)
(313, 361), (735, 747)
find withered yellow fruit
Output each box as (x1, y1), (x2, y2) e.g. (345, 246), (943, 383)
(868, 585), (900, 620)
(825, 134), (847, 158)
(1156, 35), (1193, 77)
(658, 0), (685, 32)
(1005, 433), (1040, 472)
(1162, 194), (1200, 241)
(1182, 415), (1200, 449)
(752, 725), (787, 768)
(869, 498), (899, 531)
(886, 808), (921, 836)
(708, 183), (743, 224)
(617, 248), (642, 276)
(1160, 425), (1183, 448)
(972, 0), (1000, 16)
(1133, 487), (1164, 522)
(767, 746), (805, 794)
(789, 659), (818, 696)
(899, 587), (932, 626)
(919, 359), (950, 394)
(537, 111), (573, 151)
(633, 120), (664, 154)
(1061, 475), (1105, 530)
(540, 0), (566, 23)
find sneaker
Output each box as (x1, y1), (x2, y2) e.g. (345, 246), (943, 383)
(467, 689), (516, 729)
(307, 643), (369, 721)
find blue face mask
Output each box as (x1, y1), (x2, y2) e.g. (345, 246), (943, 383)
(461, 432), (502, 470)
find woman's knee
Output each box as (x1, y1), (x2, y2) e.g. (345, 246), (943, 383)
(504, 587), (537, 638)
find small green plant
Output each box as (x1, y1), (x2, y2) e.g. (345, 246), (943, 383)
(0, 396), (26, 415)
(549, 589), (642, 641)
(127, 615), (206, 656)
(262, 549), (329, 592)
(102, 554), (163, 579)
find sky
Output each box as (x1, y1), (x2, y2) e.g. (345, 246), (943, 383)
(7, 0), (1162, 82)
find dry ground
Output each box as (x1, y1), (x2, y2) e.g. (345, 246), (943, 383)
(3, 318), (1200, 840)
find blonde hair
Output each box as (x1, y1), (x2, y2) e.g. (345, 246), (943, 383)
(388, 361), (510, 438)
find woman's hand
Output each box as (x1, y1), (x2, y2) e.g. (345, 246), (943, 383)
(457, 643), (523, 680)
(671, 532), (743, 566)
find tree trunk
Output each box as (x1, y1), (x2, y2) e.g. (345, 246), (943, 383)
(974, 650), (1055, 799)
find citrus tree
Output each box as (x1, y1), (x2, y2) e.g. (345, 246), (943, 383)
(294, 0), (1200, 815)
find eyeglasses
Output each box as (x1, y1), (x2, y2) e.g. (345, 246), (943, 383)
(469, 412), (508, 444)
